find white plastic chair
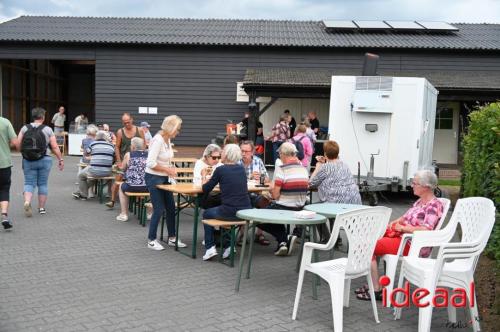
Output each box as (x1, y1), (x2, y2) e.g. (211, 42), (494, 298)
(380, 197), (451, 307)
(292, 206), (392, 331)
(394, 197), (496, 332)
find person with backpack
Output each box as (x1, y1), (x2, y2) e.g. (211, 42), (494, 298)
(17, 107), (64, 217)
(291, 124), (313, 171)
(0, 116), (19, 229)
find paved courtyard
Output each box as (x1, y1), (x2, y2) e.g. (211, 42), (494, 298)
(0, 155), (467, 332)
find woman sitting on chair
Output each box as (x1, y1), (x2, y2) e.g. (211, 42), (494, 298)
(201, 144), (251, 261)
(116, 137), (148, 222)
(309, 140), (361, 204)
(356, 169), (443, 301)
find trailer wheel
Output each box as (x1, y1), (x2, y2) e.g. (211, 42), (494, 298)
(368, 192), (378, 206)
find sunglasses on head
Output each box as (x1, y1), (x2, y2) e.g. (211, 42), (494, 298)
(210, 156), (221, 160)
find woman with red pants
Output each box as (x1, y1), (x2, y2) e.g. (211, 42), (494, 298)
(356, 169), (443, 301)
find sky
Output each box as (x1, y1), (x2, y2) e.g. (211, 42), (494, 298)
(0, 0), (499, 23)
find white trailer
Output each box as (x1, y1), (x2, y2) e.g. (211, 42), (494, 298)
(328, 76), (439, 204)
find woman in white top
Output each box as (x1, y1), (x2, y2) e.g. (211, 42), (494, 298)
(144, 115), (185, 251)
(193, 144), (223, 186)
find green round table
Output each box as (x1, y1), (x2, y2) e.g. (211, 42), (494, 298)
(235, 208), (327, 292)
(304, 203), (367, 218)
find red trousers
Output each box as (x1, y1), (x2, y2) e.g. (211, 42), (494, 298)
(373, 236), (410, 257)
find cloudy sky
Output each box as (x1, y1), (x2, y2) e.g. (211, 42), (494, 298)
(0, 0), (499, 23)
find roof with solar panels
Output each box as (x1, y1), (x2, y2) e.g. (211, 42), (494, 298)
(0, 16), (499, 50)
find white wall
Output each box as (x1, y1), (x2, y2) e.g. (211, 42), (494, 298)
(258, 98), (329, 136)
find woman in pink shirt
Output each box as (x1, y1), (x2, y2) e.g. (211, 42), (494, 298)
(356, 169), (443, 301)
(291, 124), (313, 170)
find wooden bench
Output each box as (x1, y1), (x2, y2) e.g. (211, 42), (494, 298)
(87, 175), (115, 204)
(125, 192), (150, 226)
(202, 219), (246, 267)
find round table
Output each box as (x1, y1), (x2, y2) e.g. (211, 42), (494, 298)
(304, 203), (367, 218)
(235, 209), (327, 292)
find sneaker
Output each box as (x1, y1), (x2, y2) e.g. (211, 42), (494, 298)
(274, 242), (288, 256)
(72, 192), (87, 201)
(203, 246), (218, 261)
(147, 239), (165, 251)
(222, 247), (236, 259)
(168, 237), (187, 248)
(116, 214), (128, 222)
(23, 202), (32, 217)
(105, 201), (114, 209)
(38, 208), (46, 215)
(287, 235), (298, 256)
(2, 216), (12, 230)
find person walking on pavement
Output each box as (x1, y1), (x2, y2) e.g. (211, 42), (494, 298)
(0, 116), (18, 229)
(17, 107), (64, 217)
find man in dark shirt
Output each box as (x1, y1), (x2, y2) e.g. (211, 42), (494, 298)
(308, 111), (320, 134)
(284, 110), (296, 135)
(241, 111), (263, 141)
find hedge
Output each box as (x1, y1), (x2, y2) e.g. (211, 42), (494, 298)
(461, 102), (500, 260)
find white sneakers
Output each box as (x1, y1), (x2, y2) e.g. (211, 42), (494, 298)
(202, 246), (236, 260)
(203, 246), (218, 261)
(147, 239), (165, 251)
(148, 238), (187, 250)
(116, 214), (128, 222)
(168, 237), (187, 248)
(222, 247), (236, 259)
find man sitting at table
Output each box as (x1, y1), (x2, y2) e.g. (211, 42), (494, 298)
(72, 130), (115, 200)
(257, 142), (309, 256)
(201, 144), (252, 261)
(239, 140), (271, 246)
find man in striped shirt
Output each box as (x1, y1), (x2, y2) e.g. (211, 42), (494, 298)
(257, 142), (309, 256)
(73, 131), (115, 200)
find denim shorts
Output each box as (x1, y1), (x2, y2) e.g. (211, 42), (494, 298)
(22, 156), (53, 195)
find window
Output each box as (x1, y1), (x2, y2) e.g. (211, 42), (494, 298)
(435, 107), (454, 129)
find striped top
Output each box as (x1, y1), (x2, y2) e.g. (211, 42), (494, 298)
(309, 160), (362, 204)
(145, 133), (174, 176)
(86, 140), (115, 176)
(274, 160), (309, 208)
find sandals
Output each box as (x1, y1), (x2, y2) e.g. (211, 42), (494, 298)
(354, 284), (369, 295)
(356, 289), (383, 301)
(255, 234), (270, 246)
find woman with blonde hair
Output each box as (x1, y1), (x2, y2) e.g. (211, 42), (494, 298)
(145, 115), (185, 250)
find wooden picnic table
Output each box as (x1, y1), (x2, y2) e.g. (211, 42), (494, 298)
(156, 182), (271, 258)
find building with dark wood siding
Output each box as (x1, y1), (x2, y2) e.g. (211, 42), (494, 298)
(0, 16), (499, 164)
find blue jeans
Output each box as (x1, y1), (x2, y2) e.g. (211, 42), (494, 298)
(145, 173), (175, 241)
(203, 206), (239, 249)
(22, 156), (53, 196)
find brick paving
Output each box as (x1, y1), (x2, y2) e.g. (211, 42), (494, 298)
(0, 155), (469, 331)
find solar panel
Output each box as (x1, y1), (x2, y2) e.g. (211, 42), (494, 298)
(354, 20), (391, 29)
(323, 20), (357, 29)
(385, 21), (425, 30)
(417, 21), (459, 31)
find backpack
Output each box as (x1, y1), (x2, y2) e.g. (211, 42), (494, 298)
(21, 124), (47, 161)
(292, 136), (306, 160)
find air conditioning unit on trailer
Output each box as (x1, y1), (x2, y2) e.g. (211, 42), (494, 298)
(328, 76), (438, 201)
